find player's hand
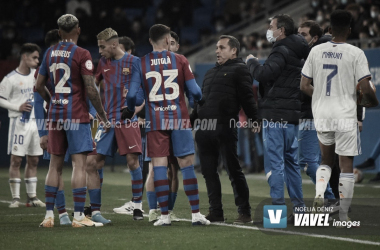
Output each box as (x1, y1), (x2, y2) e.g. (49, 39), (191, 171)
(135, 100), (145, 114)
(89, 113), (94, 120)
(246, 54), (257, 63)
(19, 102), (33, 112)
(251, 122), (261, 133)
(96, 112), (106, 121)
(358, 121), (363, 132)
(123, 89), (128, 98)
(121, 107), (134, 120)
(138, 117), (145, 127)
(40, 135), (48, 150)
(103, 121), (111, 133)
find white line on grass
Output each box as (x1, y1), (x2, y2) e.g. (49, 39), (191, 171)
(1, 200), (379, 246)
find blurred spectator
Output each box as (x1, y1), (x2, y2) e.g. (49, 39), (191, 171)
(66, 0), (92, 16)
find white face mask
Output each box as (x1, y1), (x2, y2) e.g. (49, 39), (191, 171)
(266, 28), (280, 43)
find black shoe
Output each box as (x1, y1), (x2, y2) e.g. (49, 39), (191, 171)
(356, 158), (375, 170)
(369, 173), (380, 183)
(133, 209), (144, 220)
(233, 214), (253, 224)
(205, 212), (225, 222)
(287, 214), (294, 224)
(84, 206), (92, 217)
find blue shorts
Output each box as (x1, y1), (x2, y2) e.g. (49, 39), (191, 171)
(146, 129), (195, 158)
(48, 122), (92, 155)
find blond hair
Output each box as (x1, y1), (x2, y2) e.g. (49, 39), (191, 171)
(57, 14), (79, 33)
(97, 28), (118, 41)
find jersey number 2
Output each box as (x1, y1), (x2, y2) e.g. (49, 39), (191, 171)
(323, 64), (338, 96)
(146, 69), (179, 102)
(49, 63), (71, 94)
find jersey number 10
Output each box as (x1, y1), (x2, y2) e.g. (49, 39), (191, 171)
(146, 69), (179, 102)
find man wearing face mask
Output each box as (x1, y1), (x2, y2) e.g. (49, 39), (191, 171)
(246, 14), (309, 220)
(191, 35), (258, 224)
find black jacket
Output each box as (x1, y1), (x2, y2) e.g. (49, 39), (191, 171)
(301, 35), (332, 119)
(191, 58), (257, 125)
(247, 34), (309, 124)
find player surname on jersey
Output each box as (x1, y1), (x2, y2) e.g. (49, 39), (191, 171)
(322, 51), (343, 59)
(150, 56), (171, 66)
(51, 50), (71, 58)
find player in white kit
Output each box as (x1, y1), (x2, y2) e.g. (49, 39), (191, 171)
(300, 10), (378, 225)
(0, 43), (45, 208)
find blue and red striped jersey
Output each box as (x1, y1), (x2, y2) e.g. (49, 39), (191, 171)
(127, 51), (201, 132)
(95, 53), (142, 124)
(39, 41), (93, 123)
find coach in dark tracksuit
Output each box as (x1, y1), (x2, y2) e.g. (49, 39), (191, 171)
(191, 35), (258, 224)
(246, 14), (309, 213)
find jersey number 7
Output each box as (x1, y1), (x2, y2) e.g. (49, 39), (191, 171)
(323, 64), (338, 96)
(146, 69), (179, 102)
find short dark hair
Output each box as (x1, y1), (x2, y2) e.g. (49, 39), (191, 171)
(45, 29), (60, 47)
(149, 24), (170, 43)
(219, 35), (240, 57)
(272, 14), (294, 36)
(330, 10), (352, 36)
(300, 20), (322, 39)
(20, 43), (41, 56)
(119, 36), (135, 54)
(170, 31), (179, 43)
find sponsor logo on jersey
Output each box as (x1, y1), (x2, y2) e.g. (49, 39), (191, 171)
(51, 98), (69, 105)
(154, 105), (177, 111)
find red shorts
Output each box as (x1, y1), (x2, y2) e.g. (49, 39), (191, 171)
(115, 124), (142, 156)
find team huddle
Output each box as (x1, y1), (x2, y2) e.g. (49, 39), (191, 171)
(0, 10), (378, 229)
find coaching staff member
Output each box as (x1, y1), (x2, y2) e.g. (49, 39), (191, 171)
(191, 35), (258, 224)
(246, 14), (309, 215)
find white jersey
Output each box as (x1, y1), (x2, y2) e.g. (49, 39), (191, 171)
(301, 41), (371, 132)
(0, 69), (36, 118)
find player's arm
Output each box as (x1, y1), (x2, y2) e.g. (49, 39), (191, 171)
(182, 56), (202, 103)
(83, 75), (108, 124)
(359, 78), (378, 107)
(0, 77), (31, 112)
(123, 59), (142, 120)
(35, 74), (52, 103)
(34, 91), (48, 137)
(300, 76), (314, 97)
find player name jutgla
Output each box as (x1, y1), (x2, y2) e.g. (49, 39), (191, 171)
(151, 56), (171, 66)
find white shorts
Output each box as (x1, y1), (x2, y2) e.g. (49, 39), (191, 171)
(7, 117), (43, 156)
(317, 127), (361, 156)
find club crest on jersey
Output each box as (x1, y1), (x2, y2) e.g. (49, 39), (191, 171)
(151, 56), (171, 66)
(123, 68), (130, 75)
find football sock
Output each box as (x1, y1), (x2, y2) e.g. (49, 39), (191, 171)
(98, 169), (103, 188)
(72, 187), (87, 213)
(9, 178), (21, 199)
(147, 191), (157, 210)
(181, 165), (200, 213)
(168, 192), (177, 211)
(315, 165), (332, 198)
(339, 173), (355, 221)
(88, 188), (101, 214)
(154, 166), (170, 215)
(55, 190), (67, 215)
(130, 167), (143, 206)
(25, 177), (37, 198)
(45, 185), (58, 212)
(45, 210), (54, 219)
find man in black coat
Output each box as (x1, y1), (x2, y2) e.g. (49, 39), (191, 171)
(191, 35), (258, 224)
(246, 14), (308, 215)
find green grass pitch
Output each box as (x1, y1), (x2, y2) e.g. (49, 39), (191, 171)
(0, 165), (379, 250)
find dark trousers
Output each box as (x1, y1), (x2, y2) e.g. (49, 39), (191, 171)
(195, 125), (251, 215)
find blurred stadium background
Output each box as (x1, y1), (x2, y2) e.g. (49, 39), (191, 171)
(0, 0), (380, 176)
